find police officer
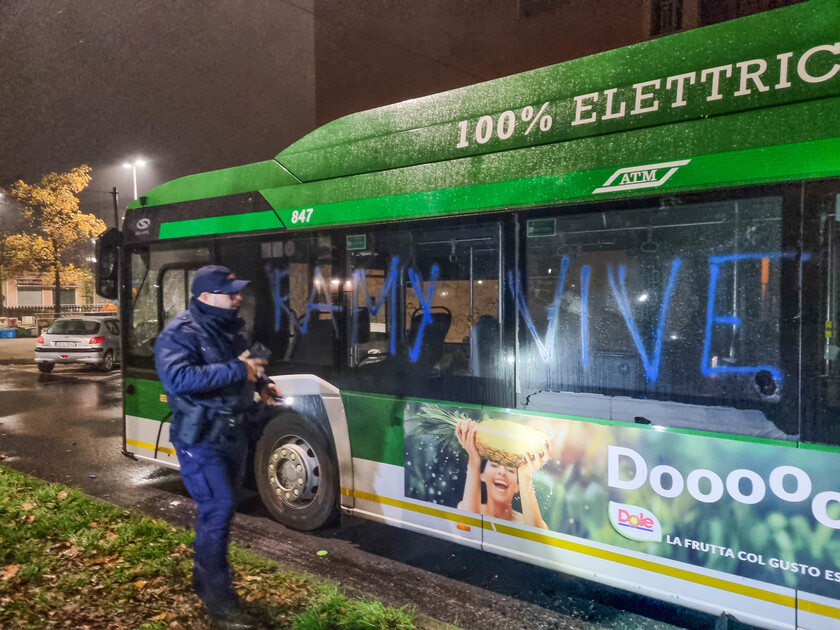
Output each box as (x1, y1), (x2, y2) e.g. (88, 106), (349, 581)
(154, 265), (279, 630)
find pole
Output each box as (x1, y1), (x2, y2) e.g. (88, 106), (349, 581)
(132, 167), (138, 200)
(111, 187), (120, 229)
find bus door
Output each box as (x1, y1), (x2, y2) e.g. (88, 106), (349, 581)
(796, 178), (840, 630)
(802, 179), (840, 448)
(123, 242), (211, 466)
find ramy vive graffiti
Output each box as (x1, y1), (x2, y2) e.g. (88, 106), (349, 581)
(265, 248), (804, 388)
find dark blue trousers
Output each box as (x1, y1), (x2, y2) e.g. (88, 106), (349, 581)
(173, 432), (247, 614)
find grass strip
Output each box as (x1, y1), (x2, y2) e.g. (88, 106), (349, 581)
(0, 465), (415, 630)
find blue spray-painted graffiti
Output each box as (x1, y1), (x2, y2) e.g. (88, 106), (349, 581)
(266, 259), (445, 364)
(352, 256), (400, 353)
(580, 265), (591, 369)
(510, 251), (806, 385)
(264, 249), (805, 380)
(302, 267), (342, 335)
(607, 259), (682, 384)
(508, 256), (680, 381)
(700, 252), (806, 379)
(267, 265), (340, 336)
(507, 257), (570, 362)
(407, 265), (441, 362)
(268, 267), (290, 333)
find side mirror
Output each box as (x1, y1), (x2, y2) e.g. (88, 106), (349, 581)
(95, 227), (123, 299)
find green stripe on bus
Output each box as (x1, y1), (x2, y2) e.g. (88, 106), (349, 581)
(124, 377), (170, 422)
(341, 391), (405, 467)
(799, 441), (840, 454)
(159, 210), (283, 239)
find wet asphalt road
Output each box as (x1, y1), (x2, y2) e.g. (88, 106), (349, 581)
(0, 364), (728, 630)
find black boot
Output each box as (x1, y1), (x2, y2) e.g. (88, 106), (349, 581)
(208, 605), (257, 630)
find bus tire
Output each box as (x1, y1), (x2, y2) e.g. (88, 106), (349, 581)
(254, 411), (338, 531)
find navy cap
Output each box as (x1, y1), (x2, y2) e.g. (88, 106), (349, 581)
(191, 265), (250, 297)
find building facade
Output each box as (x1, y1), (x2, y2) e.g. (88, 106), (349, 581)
(1, 275), (80, 309)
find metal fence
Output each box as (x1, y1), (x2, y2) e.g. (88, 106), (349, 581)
(3, 304), (106, 318)
(1, 305), (112, 334)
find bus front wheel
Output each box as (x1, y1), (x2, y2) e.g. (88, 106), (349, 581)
(254, 412), (338, 531)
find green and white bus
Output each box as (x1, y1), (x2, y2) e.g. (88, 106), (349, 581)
(98, 1), (840, 627)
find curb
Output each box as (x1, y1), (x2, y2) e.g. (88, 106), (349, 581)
(0, 359), (34, 365)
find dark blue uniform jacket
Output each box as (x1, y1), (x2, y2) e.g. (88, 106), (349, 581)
(154, 298), (265, 445)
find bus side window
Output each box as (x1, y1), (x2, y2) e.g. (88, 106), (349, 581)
(469, 314), (500, 377)
(519, 197), (794, 439)
(129, 251), (157, 361)
(809, 188), (840, 445)
(160, 267), (193, 325)
(346, 224), (502, 378)
(229, 235), (340, 369)
(406, 224), (501, 377)
(823, 193), (840, 377)
(347, 235), (400, 368)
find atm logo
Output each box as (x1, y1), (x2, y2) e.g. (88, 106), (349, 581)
(593, 159), (690, 194)
(608, 501), (662, 542)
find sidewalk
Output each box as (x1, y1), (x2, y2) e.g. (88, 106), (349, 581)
(0, 337), (37, 364)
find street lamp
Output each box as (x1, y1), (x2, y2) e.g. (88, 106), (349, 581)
(122, 159), (146, 200)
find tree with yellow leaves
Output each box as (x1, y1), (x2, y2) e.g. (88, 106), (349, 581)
(8, 165), (106, 311)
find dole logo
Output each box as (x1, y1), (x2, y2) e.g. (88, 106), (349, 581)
(593, 159), (690, 194)
(608, 501), (662, 542)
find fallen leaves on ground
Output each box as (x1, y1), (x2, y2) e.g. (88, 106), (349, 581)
(1, 564), (21, 581)
(0, 465), (414, 630)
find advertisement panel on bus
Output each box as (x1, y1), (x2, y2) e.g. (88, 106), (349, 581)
(404, 401), (840, 598)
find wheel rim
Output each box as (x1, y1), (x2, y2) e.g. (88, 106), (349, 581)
(103, 352), (113, 370)
(266, 434), (321, 509)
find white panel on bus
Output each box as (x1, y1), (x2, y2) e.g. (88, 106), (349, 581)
(125, 414), (180, 469)
(481, 520), (797, 630)
(349, 458), (482, 550)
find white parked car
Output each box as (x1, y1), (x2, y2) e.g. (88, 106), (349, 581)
(35, 316), (120, 373)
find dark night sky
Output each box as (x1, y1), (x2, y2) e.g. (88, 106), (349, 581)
(0, 0), (316, 225)
(0, 0), (679, 227)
